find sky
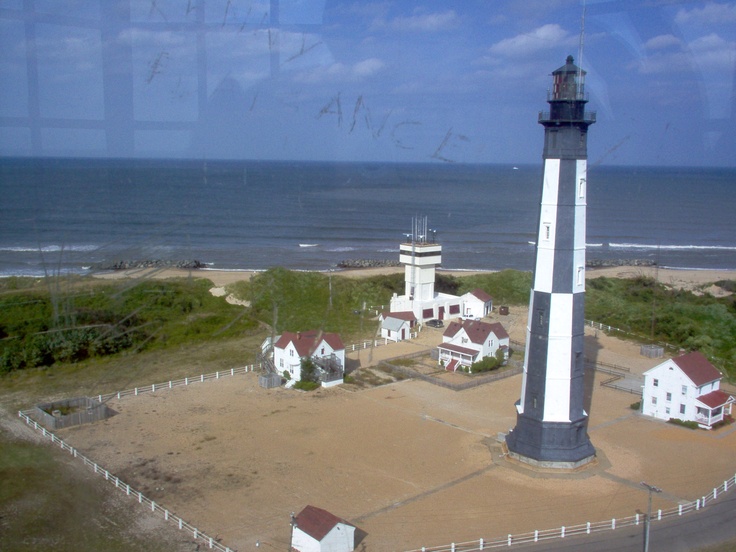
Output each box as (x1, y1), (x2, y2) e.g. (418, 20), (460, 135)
(0, 0), (734, 166)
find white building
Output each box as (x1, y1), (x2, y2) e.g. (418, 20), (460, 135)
(273, 330), (345, 387)
(461, 288), (493, 319)
(642, 351), (734, 429)
(291, 505), (355, 552)
(437, 319), (509, 372)
(379, 311), (416, 342)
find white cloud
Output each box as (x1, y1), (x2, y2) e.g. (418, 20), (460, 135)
(293, 57), (385, 83)
(352, 57), (385, 77)
(488, 24), (576, 58)
(371, 9), (460, 32)
(632, 33), (735, 74)
(675, 2), (736, 25)
(644, 34), (683, 51)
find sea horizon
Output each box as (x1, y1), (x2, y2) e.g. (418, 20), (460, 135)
(2, 157), (735, 277)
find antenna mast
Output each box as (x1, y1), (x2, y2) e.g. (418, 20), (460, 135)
(578, 0), (586, 89)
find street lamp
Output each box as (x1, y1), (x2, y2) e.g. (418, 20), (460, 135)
(640, 481), (662, 552)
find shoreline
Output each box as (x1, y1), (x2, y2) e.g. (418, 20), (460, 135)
(89, 264), (736, 293)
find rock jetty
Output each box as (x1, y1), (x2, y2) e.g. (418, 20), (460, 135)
(586, 258), (656, 268)
(336, 259), (402, 269)
(98, 259), (206, 271)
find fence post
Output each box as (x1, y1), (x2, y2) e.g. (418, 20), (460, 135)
(657, 509), (661, 521)
(635, 513), (639, 525)
(725, 479), (728, 492)
(151, 500), (155, 511)
(135, 387), (138, 396)
(152, 384), (155, 393)
(586, 522), (591, 534)
(696, 499), (700, 510)
(209, 537), (213, 548)
(714, 487), (717, 500)
(169, 380), (172, 388)
(679, 504), (683, 515)
(216, 371), (219, 379)
(201, 374), (204, 382)
(117, 391), (121, 399)
(165, 509), (169, 520)
(98, 394), (102, 402)
(534, 530), (538, 542)
(138, 491), (143, 503)
(179, 518), (183, 529)
(185, 377), (189, 385)
(507, 534), (512, 546)
(612, 518), (616, 530)
(561, 526), (565, 538)
(479, 537), (484, 550)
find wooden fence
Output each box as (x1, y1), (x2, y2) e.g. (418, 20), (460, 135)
(403, 473), (736, 551)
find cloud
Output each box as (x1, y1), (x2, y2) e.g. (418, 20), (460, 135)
(374, 9), (460, 32)
(675, 2), (736, 25)
(644, 34), (683, 51)
(632, 32), (735, 74)
(293, 57), (385, 83)
(488, 24), (577, 58)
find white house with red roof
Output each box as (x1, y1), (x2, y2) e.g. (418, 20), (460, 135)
(461, 288), (493, 319)
(291, 505), (355, 552)
(379, 310), (417, 342)
(642, 351), (734, 429)
(273, 330), (346, 387)
(437, 319), (509, 372)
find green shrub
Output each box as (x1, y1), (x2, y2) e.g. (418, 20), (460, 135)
(667, 418), (699, 430)
(471, 355), (500, 373)
(630, 401), (641, 410)
(294, 380), (319, 391)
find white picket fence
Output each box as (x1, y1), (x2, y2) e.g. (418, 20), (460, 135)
(17, 410), (236, 552)
(403, 473), (736, 551)
(95, 364), (259, 403)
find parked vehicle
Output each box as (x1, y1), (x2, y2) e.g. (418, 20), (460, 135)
(426, 319), (443, 328)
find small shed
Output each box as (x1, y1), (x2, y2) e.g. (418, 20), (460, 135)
(291, 505), (355, 552)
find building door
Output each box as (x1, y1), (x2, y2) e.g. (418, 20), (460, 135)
(439, 306), (445, 320)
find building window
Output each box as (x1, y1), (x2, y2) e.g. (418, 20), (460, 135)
(321, 347), (325, 355)
(651, 397), (657, 405)
(681, 385), (687, 396)
(666, 392), (671, 402)
(290, 349), (294, 357)
(279, 359), (284, 368)
(666, 407), (670, 415)
(680, 404), (686, 415)
(543, 223), (551, 240)
(653, 378), (659, 387)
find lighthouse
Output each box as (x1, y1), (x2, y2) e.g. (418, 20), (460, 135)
(505, 56), (596, 468)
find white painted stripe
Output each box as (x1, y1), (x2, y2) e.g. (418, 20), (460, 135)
(534, 159), (560, 292)
(548, 293), (573, 337)
(544, 377), (572, 421)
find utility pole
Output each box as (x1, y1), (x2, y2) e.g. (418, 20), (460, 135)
(641, 481), (662, 552)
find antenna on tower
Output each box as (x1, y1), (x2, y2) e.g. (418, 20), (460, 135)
(578, 0), (587, 91)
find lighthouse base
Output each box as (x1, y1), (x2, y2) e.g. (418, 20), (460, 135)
(505, 415), (595, 468)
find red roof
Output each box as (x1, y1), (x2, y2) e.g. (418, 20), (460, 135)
(696, 390), (734, 409)
(294, 505), (348, 541)
(443, 320), (508, 345)
(274, 330), (344, 358)
(469, 288), (493, 302)
(673, 351), (722, 387)
(384, 311), (416, 322)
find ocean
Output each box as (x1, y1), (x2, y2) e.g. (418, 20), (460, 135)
(1, 157), (735, 277)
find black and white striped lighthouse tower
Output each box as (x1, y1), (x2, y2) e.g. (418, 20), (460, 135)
(505, 56), (596, 468)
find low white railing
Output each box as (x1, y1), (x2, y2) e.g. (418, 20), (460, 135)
(403, 473), (736, 552)
(16, 410), (236, 552)
(95, 364), (259, 403)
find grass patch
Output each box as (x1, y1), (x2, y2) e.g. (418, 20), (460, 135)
(0, 427), (184, 552)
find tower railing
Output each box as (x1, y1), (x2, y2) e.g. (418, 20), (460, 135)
(538, 111), (596, 124)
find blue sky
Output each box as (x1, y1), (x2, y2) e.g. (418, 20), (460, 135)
(1, 0), (734, 166)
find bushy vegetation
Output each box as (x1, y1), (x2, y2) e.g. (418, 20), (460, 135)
(229, 267), (404, 342)
(0, 278), (257, 374)
(586, 276), (736, 378)
(470, 349), (506, 373)
(454, 270), (533, 305)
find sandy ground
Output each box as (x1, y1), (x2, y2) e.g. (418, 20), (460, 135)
(56, 265), (736, 551)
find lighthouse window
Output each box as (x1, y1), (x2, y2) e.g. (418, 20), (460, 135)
(538, 310), (545, 326)
(576, 266), (584, 286)
(578, 178), (586, 198)
(543, 223), (551, 240)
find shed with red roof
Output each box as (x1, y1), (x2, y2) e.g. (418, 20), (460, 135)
(291, 505), (355, 552)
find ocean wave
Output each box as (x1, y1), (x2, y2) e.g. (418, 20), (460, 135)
(609, 243), (736, 251)
(326, 247), (356, 252)
(1, 244), (99, 253)
(586, 243), (604, 247)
